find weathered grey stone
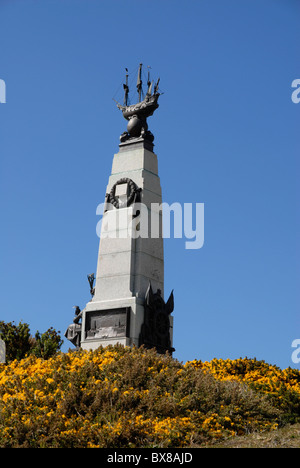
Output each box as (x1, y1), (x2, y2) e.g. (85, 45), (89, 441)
(111, 147), (159, 176)
(0, 339), (6, 364)
(80, 297), (145, 350)
(80, 141), (171, 352)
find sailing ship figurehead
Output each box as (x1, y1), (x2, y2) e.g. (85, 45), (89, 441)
(114, 63), (161, 144)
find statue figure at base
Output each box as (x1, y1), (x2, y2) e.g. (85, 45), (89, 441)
(64, 306), (82, 349)
(139, 283), (175, 355)
(87, 273), (95, 297)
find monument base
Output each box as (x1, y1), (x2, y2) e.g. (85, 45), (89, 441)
(80, 296), (145, 351)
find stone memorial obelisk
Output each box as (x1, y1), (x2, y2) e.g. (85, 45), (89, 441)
(65, 65), (174, 355)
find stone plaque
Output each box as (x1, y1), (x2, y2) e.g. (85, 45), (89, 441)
(85, 307), (130, 340)
(115, 183), (128, 197)
(0, 339), (6, 364)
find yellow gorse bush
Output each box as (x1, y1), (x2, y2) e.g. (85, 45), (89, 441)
(0, 345), (299, 447)
(185, 358), (300, 409)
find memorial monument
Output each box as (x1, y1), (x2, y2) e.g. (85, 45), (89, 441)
(65, 64), (174, 355)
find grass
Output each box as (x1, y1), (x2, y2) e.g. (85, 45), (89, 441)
(206, 423), (300, 448)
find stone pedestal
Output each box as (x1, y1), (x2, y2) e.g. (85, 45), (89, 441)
(0, 339), (6, 364)
(79, 139), (173, 353)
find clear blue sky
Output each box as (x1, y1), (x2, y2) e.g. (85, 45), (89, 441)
(0, 0), (299, 369)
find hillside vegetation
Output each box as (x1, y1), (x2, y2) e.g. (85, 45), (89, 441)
(0, 345), (299, 448)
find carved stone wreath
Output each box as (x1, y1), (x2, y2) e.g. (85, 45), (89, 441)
(109, 178), (139, 209)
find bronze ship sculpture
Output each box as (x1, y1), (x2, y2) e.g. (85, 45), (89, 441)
(114, 63), (161, 143)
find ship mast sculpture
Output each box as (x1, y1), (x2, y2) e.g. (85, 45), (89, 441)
(115, 63), (161, 143)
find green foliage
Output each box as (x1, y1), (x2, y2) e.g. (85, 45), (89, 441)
(31, 327), (64, 360)
(0, 321), (63, 362)
(0, 321), (31, 362)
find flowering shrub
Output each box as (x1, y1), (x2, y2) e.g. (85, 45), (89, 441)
(0, 346), (299, 447)
(185, 358), (300, 424)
